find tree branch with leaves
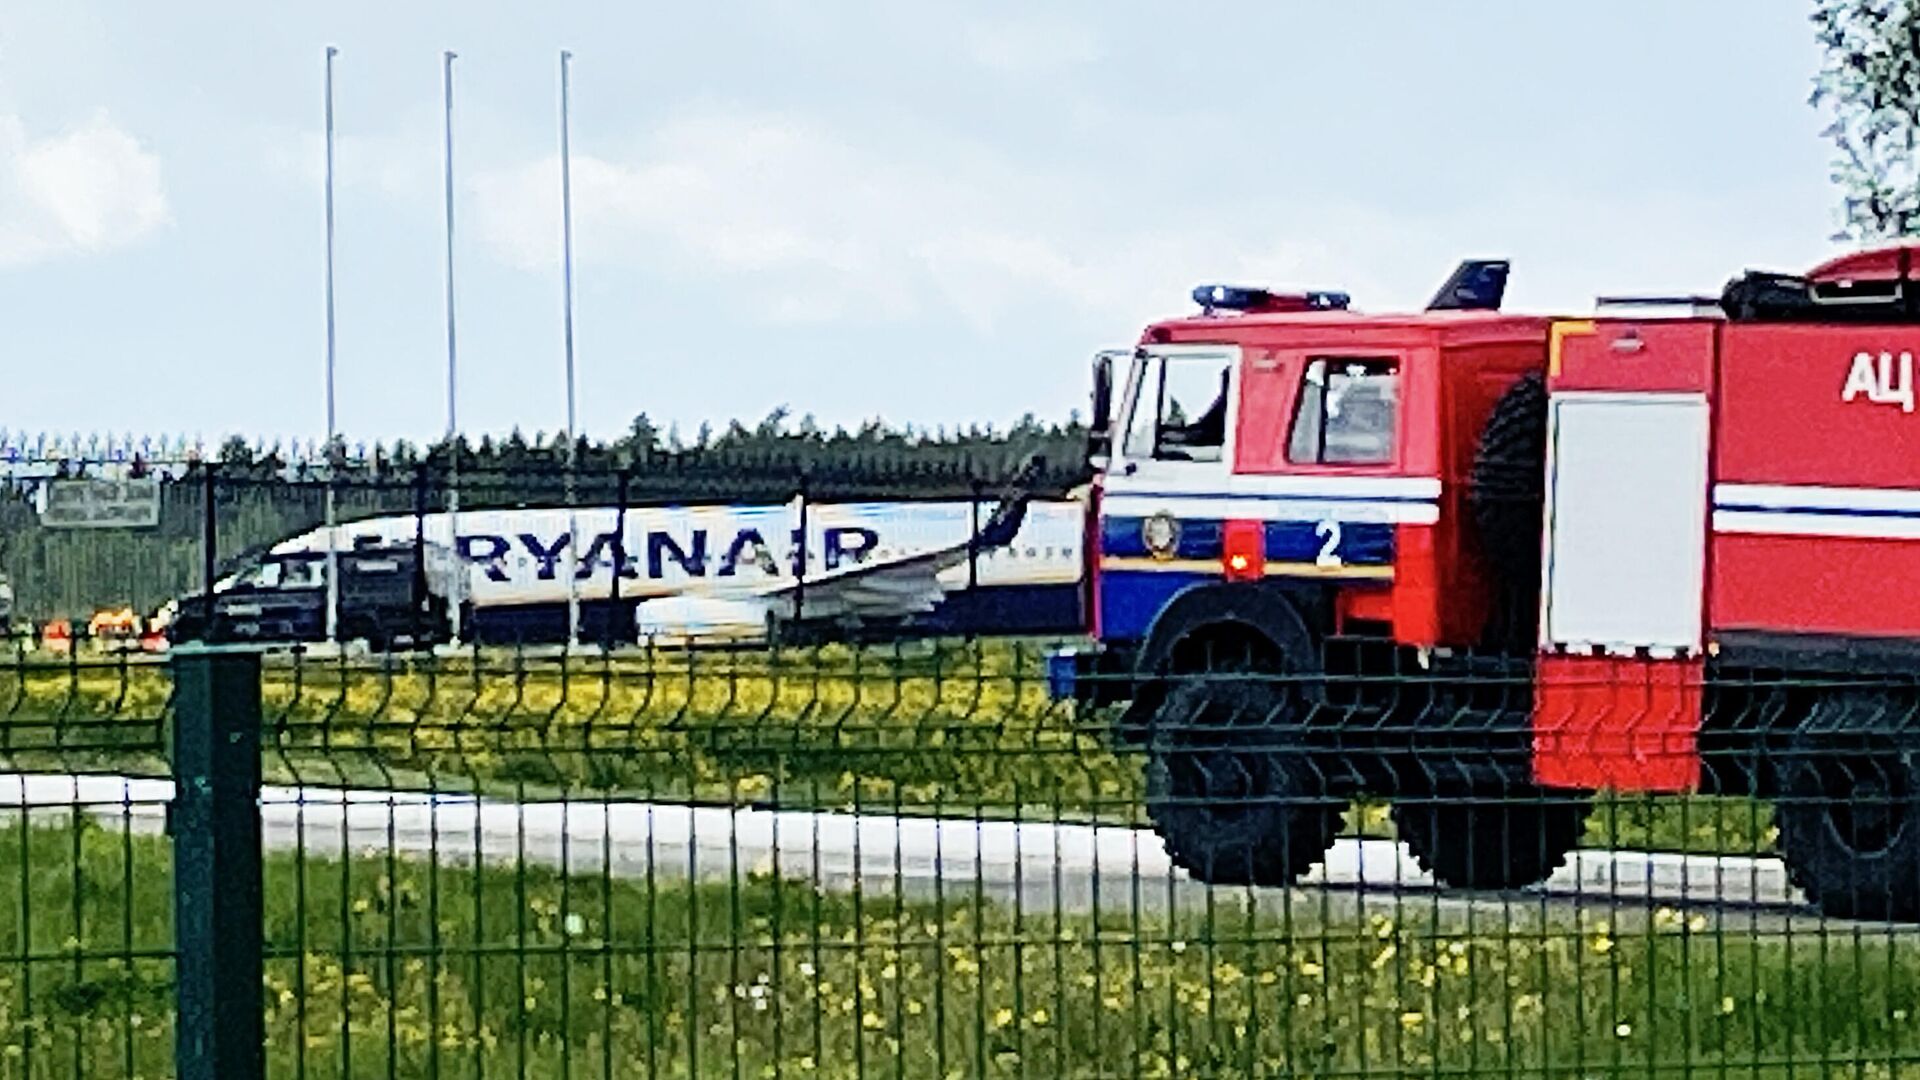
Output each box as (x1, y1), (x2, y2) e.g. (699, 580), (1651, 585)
(1812, 0), (1920, 238)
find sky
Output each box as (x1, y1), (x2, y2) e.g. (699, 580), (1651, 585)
(0, 2), (1849, 447)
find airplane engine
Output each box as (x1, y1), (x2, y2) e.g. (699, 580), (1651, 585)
(633, 596), (776, 644)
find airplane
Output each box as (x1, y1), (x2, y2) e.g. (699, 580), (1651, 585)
(261, 489), (1088, 645)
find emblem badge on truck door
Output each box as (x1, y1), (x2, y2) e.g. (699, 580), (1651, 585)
(1142, 513), (1180, 560)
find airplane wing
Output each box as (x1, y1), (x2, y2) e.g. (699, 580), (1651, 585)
(635, 459), (1044, 642)
(751, 487), (1032, 622)
(633, 543), (986, 643)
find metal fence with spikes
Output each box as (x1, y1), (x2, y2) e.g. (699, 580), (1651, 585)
(0, 454), (1089, 626)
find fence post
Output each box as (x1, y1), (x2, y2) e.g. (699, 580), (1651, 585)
(608, 463), (630, 649)
(200, 464), (219, 629)
(967, 473), (985, 592)
(793, 465), (810, 623)
(412, 461), (430, 644)
(171, 645), (265, 1080)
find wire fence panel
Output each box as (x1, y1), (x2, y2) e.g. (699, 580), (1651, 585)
(236, 646), (1920, 1079)
(10, 639), (1917, 1077)
(2, 461), (1920, 1076)
(0, 650), (174, 1080)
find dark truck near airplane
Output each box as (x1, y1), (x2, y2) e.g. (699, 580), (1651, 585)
(157, 539), (468, 650)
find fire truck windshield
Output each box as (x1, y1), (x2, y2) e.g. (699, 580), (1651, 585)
(1118, 351), (1233, 464)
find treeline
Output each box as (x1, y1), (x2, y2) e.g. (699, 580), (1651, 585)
(1, 412), (1093, 621)
(208, 409), (1089, 487)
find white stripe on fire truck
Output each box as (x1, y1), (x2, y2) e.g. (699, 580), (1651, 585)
(1713, 483), (1920, 515)
(1102, 474), (1442, 501)
(1101, 495), (1440, 525)
(1713, 483), (1920, 538)
(1713, 511), (1920, 540)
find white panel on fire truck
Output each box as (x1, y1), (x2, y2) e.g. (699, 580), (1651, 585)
(1539, 392), (1709, 653)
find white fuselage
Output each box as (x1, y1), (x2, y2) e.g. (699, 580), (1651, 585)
(269, 499), (1085, 609)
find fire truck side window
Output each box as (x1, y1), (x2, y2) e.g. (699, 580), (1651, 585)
(1287, 357), (1398, 465)
(1150, 356), (1231, 462)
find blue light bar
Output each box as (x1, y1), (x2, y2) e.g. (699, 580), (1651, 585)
(1191, 284), (1351, 315)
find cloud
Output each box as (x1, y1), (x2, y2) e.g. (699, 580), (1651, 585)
(257, 122), (439, 202)
(475, 102), (1823, 343)
(469, 107), (1333, 332)
(962, 14), (1103, 72)
(0, 110), (169, 268)
(470, 103), (1816, 338)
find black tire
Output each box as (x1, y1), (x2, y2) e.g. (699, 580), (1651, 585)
(1145, 677), (1345, 886)
(1774, 692), (1920, 922)
(1391, 793), (1589, 890)
(166, 614), (206, 645)
(1469, 372), (1549, 571)
(1468, 373), (1549, 646)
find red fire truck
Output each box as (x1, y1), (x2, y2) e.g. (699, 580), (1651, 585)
(1055, 246), (1920, 921)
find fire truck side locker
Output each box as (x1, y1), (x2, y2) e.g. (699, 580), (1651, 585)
(1711, 324), (1920, 651)
(1532, 319), (1715, 793)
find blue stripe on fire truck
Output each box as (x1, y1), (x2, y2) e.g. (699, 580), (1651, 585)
(1099, 567), (1218, 641)
(1094, 482), (1422, 642)
(1101, 515), (1396, 565)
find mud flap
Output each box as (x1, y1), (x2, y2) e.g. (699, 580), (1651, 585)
(1533, 653), (1703, 792)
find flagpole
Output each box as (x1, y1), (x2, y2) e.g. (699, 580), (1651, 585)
(323, 45), (341, 646)
(442, 49), (463, 647)
(560, 49), (581, 650)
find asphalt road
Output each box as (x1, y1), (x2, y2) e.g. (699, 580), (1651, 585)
(0, 771), (1835, 930)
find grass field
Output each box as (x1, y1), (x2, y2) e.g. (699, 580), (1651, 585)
(0, 642), (1783, 859)
(6, 819), (1919, 1079)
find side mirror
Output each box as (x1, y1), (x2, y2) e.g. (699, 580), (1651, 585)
(1089, 353), (1116, 463)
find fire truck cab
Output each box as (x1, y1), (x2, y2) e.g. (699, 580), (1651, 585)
(1062, 248), (1920, 921)
(1087, 266), (1539, 656)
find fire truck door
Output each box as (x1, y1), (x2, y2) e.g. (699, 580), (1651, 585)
(1098, 346), (1242, 640)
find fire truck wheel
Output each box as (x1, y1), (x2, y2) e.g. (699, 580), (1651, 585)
(1390, 793), (1589, 890)
(1145, 678), (1345, 887)
(1773, 693), (1920, 922)
(1469, 373), (1549, 579)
